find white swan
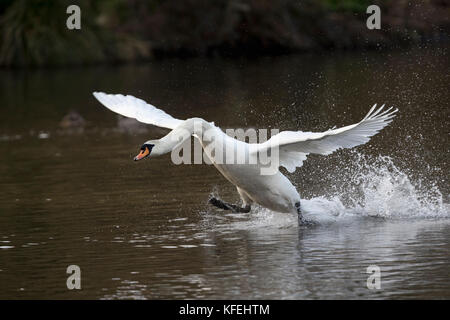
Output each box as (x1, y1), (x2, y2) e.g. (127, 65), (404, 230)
(93, 92), (397, 224)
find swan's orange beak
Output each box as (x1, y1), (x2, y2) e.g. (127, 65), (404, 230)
(134, 146), (150, 161)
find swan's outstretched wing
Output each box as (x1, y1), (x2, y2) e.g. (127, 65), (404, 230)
(92, 92), (184, 130)
(254, 105), (398, 173)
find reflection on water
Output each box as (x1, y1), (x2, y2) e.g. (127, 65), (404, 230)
(0, 47), (449, 299)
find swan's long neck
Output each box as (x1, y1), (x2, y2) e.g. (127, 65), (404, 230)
(152, 118), (212, 156)
(153, 129), (188, 155)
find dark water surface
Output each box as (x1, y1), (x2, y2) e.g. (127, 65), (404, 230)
(0, 47), (449, 299)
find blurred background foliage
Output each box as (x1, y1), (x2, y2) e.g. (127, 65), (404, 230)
(0, 0), (150, 66)
(0, 0), (448, 67)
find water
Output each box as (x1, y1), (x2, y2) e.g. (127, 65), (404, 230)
(0, 46), (449, 299)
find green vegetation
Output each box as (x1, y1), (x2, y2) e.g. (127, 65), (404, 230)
(0, 0), (447, 67)
(0, 0), (149, 67)
(320, 0), (373, 13)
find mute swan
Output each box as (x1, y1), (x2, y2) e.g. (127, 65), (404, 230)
(93, 92), (397, 224)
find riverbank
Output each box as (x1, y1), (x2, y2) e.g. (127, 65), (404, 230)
(0, 0), (448, 67)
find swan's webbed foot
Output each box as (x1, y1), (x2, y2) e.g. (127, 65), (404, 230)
(296, 202), (304, 225)
(208, 197), (232, 210)
(208, 197), (251, 213)
(296, 202), (317, 226)
(296, 201), (315, 226)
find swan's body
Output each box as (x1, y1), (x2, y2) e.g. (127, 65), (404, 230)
(196, 120), (300, 213)
(93, 92), (397, 222)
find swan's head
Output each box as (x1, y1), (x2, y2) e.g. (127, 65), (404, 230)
(134, 142), (155, 161)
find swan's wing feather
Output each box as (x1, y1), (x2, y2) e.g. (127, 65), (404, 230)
(255, 105), (397, 172)
(92, 92), (184, 130)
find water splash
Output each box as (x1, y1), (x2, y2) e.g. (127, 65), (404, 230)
(205, 152), (449, 229)
(303, 152), (449, 221)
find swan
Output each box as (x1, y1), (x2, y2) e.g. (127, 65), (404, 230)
(93, 92), (397, 224)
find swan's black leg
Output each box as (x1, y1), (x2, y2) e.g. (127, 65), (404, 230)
(237, 204), (251, 213)
(296, 201), (316, 226)
(295, 201), (306, 225)
(209, 197), (251, 213)
(208, 197), (232, 210)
